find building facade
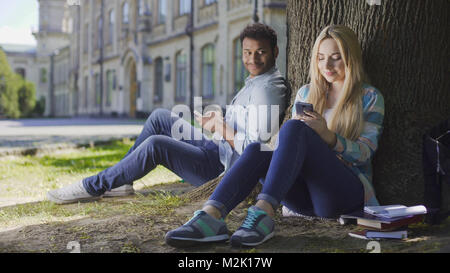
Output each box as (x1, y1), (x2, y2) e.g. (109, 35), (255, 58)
(4, 0), (287, 118)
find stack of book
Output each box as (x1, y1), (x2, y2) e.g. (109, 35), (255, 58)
(339, 205), (427, 240)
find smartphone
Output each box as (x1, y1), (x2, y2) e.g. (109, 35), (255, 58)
(295, 102), (314, 115)
(194, 110), (202, 118)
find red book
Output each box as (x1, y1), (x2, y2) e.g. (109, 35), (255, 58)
(357, 214), (424, 231)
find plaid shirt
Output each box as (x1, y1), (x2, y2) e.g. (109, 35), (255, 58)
(293, 84), (385, 206)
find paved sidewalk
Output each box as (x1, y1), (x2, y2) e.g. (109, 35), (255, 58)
(0, 118), (145, 156)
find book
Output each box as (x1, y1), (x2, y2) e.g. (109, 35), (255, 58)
(364, 205), (427, 218)
(348, 229), (407, 240)
(339, 210), (424, 231)
(357, 214), (423, 230)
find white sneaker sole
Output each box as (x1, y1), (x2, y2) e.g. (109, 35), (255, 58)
(231, 231), (275, 247)
(165, 234), (230, 248)
(168, 234), (230, 243)
(102, 190), (135, 197)
(46, 191), (101, 204)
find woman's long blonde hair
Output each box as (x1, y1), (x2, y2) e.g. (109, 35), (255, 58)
(307, 25), (367, 141)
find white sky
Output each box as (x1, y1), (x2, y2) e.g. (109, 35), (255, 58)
(0, 0), (39, 45)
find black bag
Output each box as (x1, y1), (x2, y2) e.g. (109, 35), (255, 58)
(423, 118), (450, 224)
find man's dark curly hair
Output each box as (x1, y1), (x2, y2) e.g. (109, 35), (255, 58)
(240, 23), (278, 53)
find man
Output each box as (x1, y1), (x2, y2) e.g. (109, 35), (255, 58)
(47, 23), (288, 204)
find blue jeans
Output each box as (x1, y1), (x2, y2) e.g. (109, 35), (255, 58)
(205, 119), (364, 219)
(83, 108), (224, 196)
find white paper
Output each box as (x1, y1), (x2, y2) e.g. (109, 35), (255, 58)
(364, 205), (427, 218)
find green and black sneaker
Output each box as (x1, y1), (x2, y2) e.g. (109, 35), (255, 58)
(165, 210), (230, 248)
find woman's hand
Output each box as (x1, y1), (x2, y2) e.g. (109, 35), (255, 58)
(294, 110), (337, 147)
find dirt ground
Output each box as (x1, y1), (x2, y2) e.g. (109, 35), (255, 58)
(0, 182), (449, 253)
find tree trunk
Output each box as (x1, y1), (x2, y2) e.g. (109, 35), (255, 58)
(287, 0), (450, 205)
(183, 0), (450, 206)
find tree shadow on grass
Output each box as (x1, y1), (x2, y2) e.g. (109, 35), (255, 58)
(37, 142), (131, 172)
(1, 182), (449, 253)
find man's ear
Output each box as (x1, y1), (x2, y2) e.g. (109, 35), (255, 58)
(273, 46), (279, 59)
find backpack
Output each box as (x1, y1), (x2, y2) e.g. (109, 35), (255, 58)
(423, 118), (450, 224)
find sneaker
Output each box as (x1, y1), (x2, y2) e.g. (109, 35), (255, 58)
(165, 210), (230, 248)
(230, 206), (275, 247)
(47, 181), (100, 204)
(103, 184), (135, 197)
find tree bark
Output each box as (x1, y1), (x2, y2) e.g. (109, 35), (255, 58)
(183, 0), (450, 206)
(287, 0), (450, 205)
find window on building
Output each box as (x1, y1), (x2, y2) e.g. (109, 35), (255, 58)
(109, 9), (115, 45)
(202, 44), (215, 98)
(154, 58), (163, 102)
(179, 0), (191, 15)
(233, 38), (249, 94)
(40, 68), (47, 83)
(205, 0), (217, 5)
(138, 0), (146, 16)
(97, 17), (103, 49)
(175, 52), (187, 100)
(157, 0), (166, 24)
(95, 73), (101, 106)
(122, 2), (129, 24)
(106, 70), (115, 107)
(84, 76), (89, 109)
(84, 23), (89, 53)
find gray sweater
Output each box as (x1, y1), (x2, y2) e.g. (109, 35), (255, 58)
(217, 66), (288, 171)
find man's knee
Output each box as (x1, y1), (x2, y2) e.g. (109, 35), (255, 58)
(148, 108), (171, 123)
(142, 135), (170, 150)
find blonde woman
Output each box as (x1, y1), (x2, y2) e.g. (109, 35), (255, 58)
(165, 25), (385, 248)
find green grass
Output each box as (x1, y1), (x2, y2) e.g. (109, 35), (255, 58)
(0, 139), (183, 231)
(0, 139), (181, 201)
(0, 191), (186, 230)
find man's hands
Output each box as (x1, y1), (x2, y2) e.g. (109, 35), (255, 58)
(195, 110), (221, 133)
(195, 110), (236, 149)
(293, 110), (337, 148)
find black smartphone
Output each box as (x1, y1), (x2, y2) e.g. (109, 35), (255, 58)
(295, 102), (314, 115)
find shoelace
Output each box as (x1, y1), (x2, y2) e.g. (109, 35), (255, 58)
(241, 209), (262, 229)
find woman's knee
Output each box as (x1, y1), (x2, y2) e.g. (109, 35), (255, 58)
(281, 119), (308, 133)
(277, 119), (310, 144)
(243, 142), (264, 156)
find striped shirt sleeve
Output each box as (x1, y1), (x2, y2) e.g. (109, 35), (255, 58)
(292, 85), (310, 117)
(333, 88), (385, 165)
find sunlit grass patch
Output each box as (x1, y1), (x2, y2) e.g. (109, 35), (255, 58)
(0, 201), (87, 231)
(0, 139), (184, 231)
(124, 191), (186, 217)
(0, 140), (181, 203)
(0, 191), (186, 232)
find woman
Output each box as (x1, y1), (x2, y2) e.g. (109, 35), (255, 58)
(165, 25), (385, 248)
